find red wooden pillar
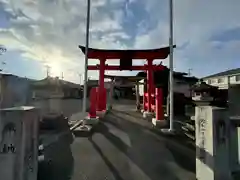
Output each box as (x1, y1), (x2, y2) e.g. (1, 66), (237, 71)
(89, 87), (97, 118)
(147, 59), (154, 112)
(98, 59), (106, 111)
(155, 87), (164, 120)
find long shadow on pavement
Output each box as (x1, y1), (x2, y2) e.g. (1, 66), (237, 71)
(88, 137), (125, 180)
(108, 112), (196, 173)
(95, 116), (192, 180)
(112, 109), (145, 120)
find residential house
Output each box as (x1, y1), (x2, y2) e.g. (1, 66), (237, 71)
(202, 68), (240, 89)
(137, 71), (198, 98)
(31, 77), (82, 99)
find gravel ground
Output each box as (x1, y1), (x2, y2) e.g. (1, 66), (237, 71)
(38, 101), (196, 180)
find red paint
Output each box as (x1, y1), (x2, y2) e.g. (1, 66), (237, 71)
(147, 59), (154, 112)
(97, 59), (105, 111)
(89, 87), (97, 118)
(79, 46), (173, 115)
(102, 88), (107, 111)
(88, 65), (165, 71)
(79, 45), (175, 59)
(97, 87), (107, 112)
(155, 88), (164, 121)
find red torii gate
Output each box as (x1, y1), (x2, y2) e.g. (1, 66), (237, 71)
(79, 45), (174, 114)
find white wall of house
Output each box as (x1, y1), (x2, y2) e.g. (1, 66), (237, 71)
(203, 74), (240, 89)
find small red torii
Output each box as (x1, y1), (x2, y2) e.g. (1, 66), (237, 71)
(79, 45), (175, 115)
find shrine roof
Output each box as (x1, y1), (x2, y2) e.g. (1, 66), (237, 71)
(192, 81), (218, 91)
(79, 45), (176, 59)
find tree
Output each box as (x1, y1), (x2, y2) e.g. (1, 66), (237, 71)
(0, 45), (7, 72)
(0, 45), (7, 55)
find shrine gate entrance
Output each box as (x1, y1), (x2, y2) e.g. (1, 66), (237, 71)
(79, 45), (173, 123)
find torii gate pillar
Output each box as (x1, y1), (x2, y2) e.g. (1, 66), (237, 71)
(98, 59), (107, 112)
(147, 59), (154, 113)
(78, 45), (174, 116)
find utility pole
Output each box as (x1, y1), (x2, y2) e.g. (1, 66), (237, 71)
(82, 0), (91, 113)
(163, 0), (174, 134)
(188, 68), (192, 77)
(61, 72), (64, 80)
(45, 65), (51, 77)
(169, 0), (174, 132)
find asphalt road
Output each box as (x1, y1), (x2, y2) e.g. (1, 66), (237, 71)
(38, 101), (196, 180)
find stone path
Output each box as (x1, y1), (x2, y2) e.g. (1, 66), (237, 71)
(38, 102), (195, 180)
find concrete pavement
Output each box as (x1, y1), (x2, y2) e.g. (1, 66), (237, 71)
(38, 101), (195, 180)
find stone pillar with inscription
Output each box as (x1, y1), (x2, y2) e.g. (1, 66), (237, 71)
(0, 106), (39, 180)
(193, 82), (232, 180)
(228, 85), (240, 177)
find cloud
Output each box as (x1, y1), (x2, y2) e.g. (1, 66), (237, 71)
(133, 0), (240, 77)
(1, 0), (240, 81)
(0, 0), (130, 82)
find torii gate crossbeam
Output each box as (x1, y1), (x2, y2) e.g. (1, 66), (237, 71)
(79, 45), (175, 113)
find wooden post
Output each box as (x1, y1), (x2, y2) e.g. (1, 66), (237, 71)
(155, 88), (163, 121)
(147, 59), (154, 113)
(89, 87), (97, 118)
(98, 59), (106, 111)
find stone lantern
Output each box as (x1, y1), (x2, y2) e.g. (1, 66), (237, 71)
(192, 80), (215, 105)
(192, 80), (232, 180)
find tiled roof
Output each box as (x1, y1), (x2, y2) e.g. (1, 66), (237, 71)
(203, 68), (240, 79)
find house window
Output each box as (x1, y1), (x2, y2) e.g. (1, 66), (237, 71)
(208, 79), (212, 84)
(218, 78), (224, 83)
(236, 75), (240, 82)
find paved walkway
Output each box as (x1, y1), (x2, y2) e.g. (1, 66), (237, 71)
(38, 102), (195, 180)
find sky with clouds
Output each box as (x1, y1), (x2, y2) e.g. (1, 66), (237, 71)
(0, 0), (240, 83)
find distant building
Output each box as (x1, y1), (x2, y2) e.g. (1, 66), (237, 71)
(0, 73), (32, 108)
(31, 77), (82, 99)
(137, 71), (198, 98)
(202, 68), (240, 89)
(172, 72), (198, 97)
